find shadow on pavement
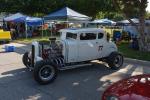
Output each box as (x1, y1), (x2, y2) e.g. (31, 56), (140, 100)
(0, 63), (118, 100)
(0, 61), (142, 100)
(1, 68), (27, 75)
(15, 44), (31, 54)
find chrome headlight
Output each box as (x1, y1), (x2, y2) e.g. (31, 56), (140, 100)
(106, 95), (119, 100)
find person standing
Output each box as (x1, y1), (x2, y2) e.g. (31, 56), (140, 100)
(10, 26), (16, 40)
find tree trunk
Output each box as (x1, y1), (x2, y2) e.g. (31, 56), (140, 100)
(138, 24), (150, 52)
(138, 1), (150, 52)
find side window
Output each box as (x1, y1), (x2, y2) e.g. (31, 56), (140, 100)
(66, 32), (77, 39)
(98, 33), (104, 39)
(80, 33), (96, 40)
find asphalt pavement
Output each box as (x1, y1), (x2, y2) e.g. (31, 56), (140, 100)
(0, 43), (150, 100)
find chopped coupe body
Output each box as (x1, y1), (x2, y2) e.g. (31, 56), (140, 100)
(22, 28), (124, 85)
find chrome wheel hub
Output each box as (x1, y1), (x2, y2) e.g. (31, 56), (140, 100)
(39, 65), (55, 81)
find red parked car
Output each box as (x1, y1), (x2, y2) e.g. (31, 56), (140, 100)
(102, 74), (150, 100)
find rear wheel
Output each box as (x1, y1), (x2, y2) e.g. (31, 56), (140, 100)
(107, 52), (124, 70)
(33, 60), (57, 85)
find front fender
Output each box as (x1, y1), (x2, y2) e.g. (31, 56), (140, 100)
(109, 42), (118, 52)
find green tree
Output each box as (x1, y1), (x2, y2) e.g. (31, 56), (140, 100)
(0, 0), (115, 18)
(95, 12), (124, 21)
(146, 11), (150, 19)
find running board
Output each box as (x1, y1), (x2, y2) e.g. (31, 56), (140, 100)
(59, 63), (92, 70)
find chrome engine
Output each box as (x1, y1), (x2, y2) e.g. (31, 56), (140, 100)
(31, 38), (65, 68)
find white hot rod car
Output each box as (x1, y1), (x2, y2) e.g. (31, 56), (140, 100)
(22, 28), (124, 85)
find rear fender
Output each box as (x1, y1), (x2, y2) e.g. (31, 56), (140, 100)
(105, 42), (118, 57)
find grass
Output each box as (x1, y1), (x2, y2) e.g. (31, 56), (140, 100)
(118, 42), (150, 61)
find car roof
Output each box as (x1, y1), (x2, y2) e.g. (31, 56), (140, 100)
(59, 28), (105, 33)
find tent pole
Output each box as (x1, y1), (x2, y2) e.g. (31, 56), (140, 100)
(51, 21), (54, 37)
(50, 21), (53, 37)
(17, 23), (19, 37)
(42, 18), (44, 38)
(25, 21), (27, 39)
(67, 18), (68, 28)
(5, 21), (8, 29)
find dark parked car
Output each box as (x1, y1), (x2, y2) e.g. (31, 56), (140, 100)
(102, 74), (150, 100)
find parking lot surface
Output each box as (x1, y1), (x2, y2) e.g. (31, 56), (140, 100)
(0, 43), (150, 100)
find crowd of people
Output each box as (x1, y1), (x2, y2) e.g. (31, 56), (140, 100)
(3, 22), (25, 39)
(3, 22), (41, 40)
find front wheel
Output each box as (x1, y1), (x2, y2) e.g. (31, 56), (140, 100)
(33, 60), (57, 85)
(22, 52), (31, 69)
(107, 52), (124, 70)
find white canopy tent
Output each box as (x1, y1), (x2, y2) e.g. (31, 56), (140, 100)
(117, 18), (139, 25)
(4, 13), (27, 22)
(44, 7), (92, 36)
(44, 7), (91, 21)
(4, 13), (43, 38)
(91, 18), (116, 25)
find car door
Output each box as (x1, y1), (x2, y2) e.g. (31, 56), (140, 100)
(95, 32), (105, 58)
(65, 32), (78, 63)
(78, 32), (98, 61)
